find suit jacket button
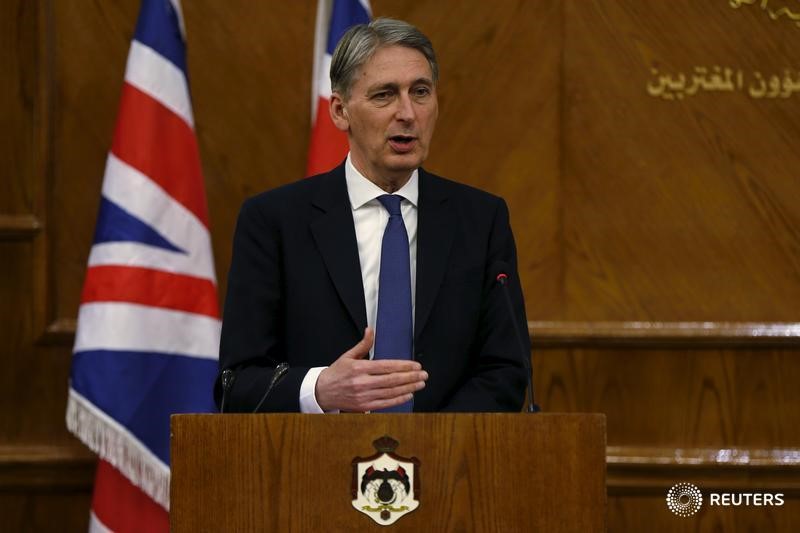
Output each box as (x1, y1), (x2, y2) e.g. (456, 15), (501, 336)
(415, 352), (424, 360)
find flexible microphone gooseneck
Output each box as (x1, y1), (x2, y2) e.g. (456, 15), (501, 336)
(491, 261), (540, 413)
(252, 363), (290, 413)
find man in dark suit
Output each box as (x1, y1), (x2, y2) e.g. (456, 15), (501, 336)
(217, 18), (529, 413)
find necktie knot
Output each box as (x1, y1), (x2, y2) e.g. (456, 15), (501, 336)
(378, 194), (403, 216)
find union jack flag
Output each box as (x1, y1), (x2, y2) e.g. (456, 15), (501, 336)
(306, 0), (371, 176)
(66, 1), (219, 530)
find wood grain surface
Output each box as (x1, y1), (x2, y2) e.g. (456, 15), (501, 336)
(171, 413), (606, 532)
(536, 346), (800, 448)
(562, 0), (800, 322)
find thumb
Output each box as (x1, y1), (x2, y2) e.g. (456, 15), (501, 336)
(341, 327), (374, 360)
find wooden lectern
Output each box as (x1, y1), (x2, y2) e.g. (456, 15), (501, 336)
(171, 413), (605, 532)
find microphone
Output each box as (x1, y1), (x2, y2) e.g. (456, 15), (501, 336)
(219, 368), (237, 413)
(490, 261), (540, 413)
(252, 362), (290, 413)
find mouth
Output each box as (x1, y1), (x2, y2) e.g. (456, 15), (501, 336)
(388, 135), (417, 153)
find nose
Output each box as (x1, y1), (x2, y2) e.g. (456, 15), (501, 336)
(395, 93), (415, 122)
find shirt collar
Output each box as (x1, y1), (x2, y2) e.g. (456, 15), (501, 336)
(345, 153), (419, 210)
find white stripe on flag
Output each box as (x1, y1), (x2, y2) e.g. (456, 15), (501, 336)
(89, 241), (214, 280)
(67, 388), (171, 509)
(310, 0), (372, 120)
(74, 302), (220, 360)
(310, 0), (333, 122)
(89, 511), (113, 533)
(101, 153), (216, 282)
(316, 54), (333, 101)
(125, 40), (194, 127)
(169, 0), (187, 41)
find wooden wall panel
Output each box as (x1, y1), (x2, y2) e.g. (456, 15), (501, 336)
(0, 0), (103, 530)
(48, 1), (138, 327)
(535, 341), (800, 530)
(0, 491), (91, 533)
(0, 242), (35, 442)
(563, 0), (800, 321)
(183, 1), (316, 302)
(0, 0), (39, 216)
(536, 346), (800, 448)
(375, 0), (563, 318)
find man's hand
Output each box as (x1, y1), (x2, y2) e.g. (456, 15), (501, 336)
(315, 327), (428, 412)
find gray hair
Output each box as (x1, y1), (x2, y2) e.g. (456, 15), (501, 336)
(330, 17), (438, 100)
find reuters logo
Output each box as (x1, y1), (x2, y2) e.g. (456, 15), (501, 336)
(666, 483), (703, 517)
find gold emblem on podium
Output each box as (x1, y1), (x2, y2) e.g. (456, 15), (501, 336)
(351, 435), (420, 525)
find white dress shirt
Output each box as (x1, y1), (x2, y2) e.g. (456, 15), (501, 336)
(299, 155), (419, 413)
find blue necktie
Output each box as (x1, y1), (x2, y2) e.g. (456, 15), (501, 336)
(374, 194), (413, 413)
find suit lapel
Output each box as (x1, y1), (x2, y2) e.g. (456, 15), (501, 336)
(309, 166), (368, 333)
(415, 169), (455, 343)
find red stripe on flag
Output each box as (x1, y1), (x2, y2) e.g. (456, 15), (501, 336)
(81, 265), (220, 318)
(92, 460), (169, 533)
(306, 96), (349, 176)
(111, 83), (209, 227)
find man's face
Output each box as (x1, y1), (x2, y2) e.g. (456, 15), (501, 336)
(330, 45), (438, 187)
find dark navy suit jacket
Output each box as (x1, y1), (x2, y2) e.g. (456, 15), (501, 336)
(216, 163), (529, 412)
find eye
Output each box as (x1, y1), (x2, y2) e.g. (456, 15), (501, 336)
(371, 90), (393, 101)
(413, 86), (431, 98)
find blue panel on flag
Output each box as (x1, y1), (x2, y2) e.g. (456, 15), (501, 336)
(71, 349), (217, 464)
(134, 0), (187, 74)
(93, 197), (185, 253)
(326, 0), (371, 54)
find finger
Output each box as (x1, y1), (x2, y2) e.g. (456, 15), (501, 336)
(356, 370), (428, 390)
(359, 359), (422, 374)
(341, 327), (375, 360)
(353, 378), (425, 406)
(364, 393), (416, 412)
(377, 380), (426, 399)
(347, 370), (425, 395)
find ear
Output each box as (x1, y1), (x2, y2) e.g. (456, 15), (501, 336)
(329, 92), (350, 132)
